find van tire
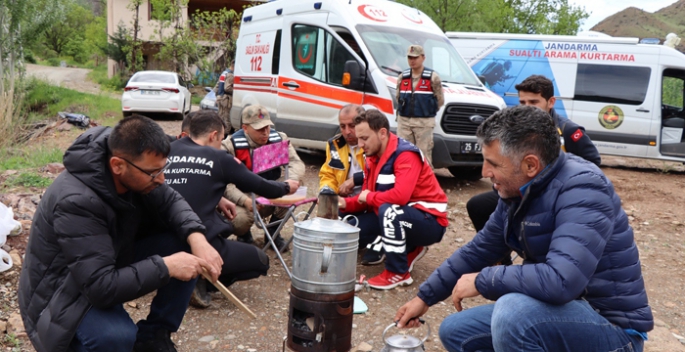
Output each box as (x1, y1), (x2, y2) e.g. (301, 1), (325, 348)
(448, 166), (483, 181)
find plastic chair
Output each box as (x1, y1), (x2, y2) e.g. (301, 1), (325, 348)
(250, 140), (317, 279)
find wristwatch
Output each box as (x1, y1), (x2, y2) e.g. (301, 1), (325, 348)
(283, 181), (291, 194)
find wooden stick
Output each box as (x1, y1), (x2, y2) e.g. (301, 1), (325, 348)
(202, 271), (257, 319)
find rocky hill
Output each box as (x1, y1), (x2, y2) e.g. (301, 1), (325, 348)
(591, 0), (685, 51)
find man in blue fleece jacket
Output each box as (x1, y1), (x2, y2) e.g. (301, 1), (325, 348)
(394, 105), (653, 352)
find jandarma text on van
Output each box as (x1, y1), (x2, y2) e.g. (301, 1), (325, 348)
(544, 43), (598, 51)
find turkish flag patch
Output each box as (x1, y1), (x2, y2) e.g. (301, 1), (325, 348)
(571, 128), (583, 142)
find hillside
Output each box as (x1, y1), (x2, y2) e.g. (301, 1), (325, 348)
(591, 0), (685, 51)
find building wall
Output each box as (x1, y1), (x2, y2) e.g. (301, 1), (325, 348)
(107, 0), (189, 77)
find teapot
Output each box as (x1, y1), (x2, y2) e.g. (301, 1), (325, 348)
(316, 186), (339, 220)
(380, 320), (431, 352)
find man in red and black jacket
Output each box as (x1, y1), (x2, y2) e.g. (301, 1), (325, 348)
(339, 109), (447, 290)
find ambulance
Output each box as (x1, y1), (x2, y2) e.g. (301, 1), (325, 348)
(448, 31), (685, 163)
(231, 0), (506, 178)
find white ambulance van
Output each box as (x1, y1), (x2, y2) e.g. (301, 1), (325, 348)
(232, 0), (506, 177)
(448, 31), (685, 162)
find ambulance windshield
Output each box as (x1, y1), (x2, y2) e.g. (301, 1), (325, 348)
(356, 24), (481, 86)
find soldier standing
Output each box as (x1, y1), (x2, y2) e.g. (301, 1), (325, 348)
(214, 59), (235, 134)
(396, 45), (444, 167)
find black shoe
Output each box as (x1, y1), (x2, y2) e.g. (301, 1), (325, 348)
(361, 249), (385, 266)
(188, 278), (211, 309)
(236, 232), (254, 245)
(266, 234), (289, 253)
(133, 329), (177, 352)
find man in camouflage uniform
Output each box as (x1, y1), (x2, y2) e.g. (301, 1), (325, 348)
(221, 105), (305, 251)
(396, 45), (444, 167)
(214, 60), (235, 133)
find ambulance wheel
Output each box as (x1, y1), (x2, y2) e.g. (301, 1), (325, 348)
(448, 166), (482, 181)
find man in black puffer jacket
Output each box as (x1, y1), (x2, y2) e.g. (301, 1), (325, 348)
(18, 115), (223, 352)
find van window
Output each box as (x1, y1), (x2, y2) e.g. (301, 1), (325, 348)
(575, 64), (651, 105)
(663, 76), (684, 109)
(292, 24), (357, 86)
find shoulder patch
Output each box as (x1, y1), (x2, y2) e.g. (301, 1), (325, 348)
(571, 128), (583, 142)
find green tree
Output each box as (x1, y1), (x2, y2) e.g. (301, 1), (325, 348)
(127, 0), (144, 74)
(0, 0), (72, 147)
(84, 13), (108, 66)
(147, 1), (240, 80)
(41, 2), (94, 55)
(103, 22), (130, 71)
(397, 0), (588, 35)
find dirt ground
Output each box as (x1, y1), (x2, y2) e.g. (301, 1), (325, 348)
(2, 118), (685, 351)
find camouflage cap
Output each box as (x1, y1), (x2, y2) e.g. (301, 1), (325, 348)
(241, 105), (274, 129)
(407, 45), (425, 57)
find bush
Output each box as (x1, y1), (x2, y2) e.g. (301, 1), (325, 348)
(24, 50), (37, 64)
(64, 37), (89, 64)
(46, 58), (60, 67)
(87, 64), (127, 91)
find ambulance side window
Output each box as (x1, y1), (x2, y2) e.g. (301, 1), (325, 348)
(662, 69), (685, 119)
(575, 64), (651, 105)
(272, 30), (281, 75)
(292, 24), (357, 87)
(327, 35), (356, 85)
(293, 25), (322, 78)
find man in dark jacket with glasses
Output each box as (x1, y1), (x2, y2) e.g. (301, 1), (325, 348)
(19, 115), (223, 352)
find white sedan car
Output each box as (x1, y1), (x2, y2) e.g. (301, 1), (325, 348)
(122, 71), (192, 119)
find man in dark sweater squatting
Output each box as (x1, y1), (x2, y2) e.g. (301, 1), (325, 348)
(163, 110), (298, 309)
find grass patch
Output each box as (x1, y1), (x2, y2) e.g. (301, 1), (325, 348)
(0, 147), (63, 172)
(191, 95), (203, 105)
(87, 64), (127, 91)
(22, 79), (122, 126)
(4, 172), (53, 188)
(1, 333), (22, 350)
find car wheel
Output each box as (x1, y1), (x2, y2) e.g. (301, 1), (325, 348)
(122, 111), (132, 118)
(448, 166), (483, 181)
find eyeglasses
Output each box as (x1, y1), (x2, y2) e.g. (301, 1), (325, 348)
(118, 156), (171, 180)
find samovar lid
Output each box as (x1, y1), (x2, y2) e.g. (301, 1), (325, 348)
(294, 217), (359, 234)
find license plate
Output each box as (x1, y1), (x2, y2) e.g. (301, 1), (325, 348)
(141, 90), (160, 95)
(460, 142), (481, 153)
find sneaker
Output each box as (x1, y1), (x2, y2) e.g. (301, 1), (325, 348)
(361, 249), (385, 265)
(188, 278), (211, 309)
(236, 232), (255, 245)
(367, 270), (413, 290)
(407, 246), (428, 273)
(133, 329), (177, 352)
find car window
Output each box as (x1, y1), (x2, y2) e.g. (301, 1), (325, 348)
(131, 73), (176, 84)
(178, 75), (185, 87)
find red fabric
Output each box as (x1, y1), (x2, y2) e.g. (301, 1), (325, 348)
(571, 128), (583, 142)
(235, 149), (252, 171)
(399, 75), (433, 94)
(343, 134), (448, 226)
